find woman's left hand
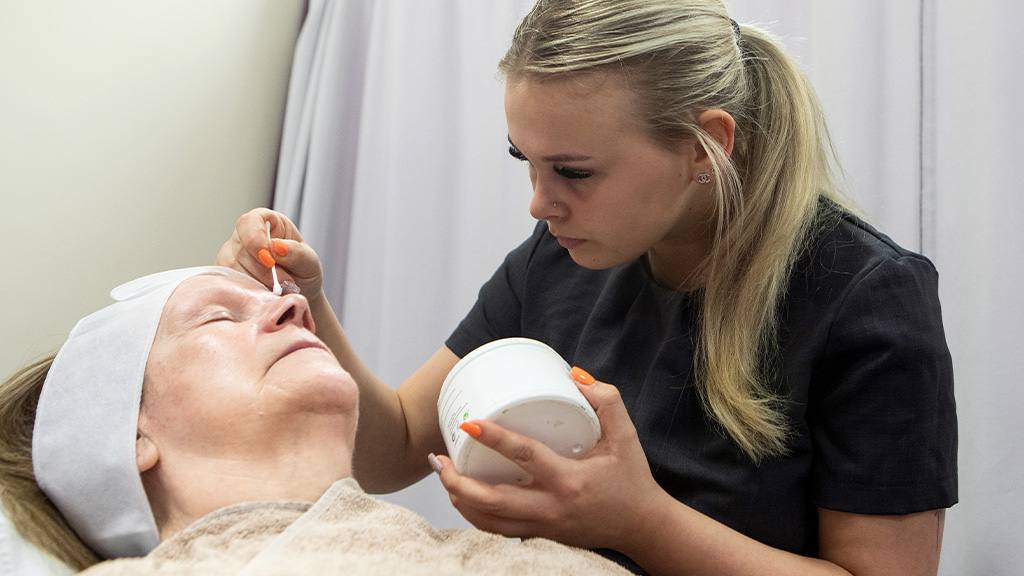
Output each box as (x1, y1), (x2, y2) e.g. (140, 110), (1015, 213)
(434, 371), (666, 551)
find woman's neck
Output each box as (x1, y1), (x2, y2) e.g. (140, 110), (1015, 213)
(645, 242), (710, 292)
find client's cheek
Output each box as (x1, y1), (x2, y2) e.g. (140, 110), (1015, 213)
(146, 354), (220, 414)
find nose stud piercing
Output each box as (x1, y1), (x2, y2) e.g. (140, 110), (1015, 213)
(552, 202), (559, 208)
(697, 173), (712, 184)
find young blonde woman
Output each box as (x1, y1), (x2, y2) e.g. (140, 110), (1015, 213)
(221, 1), (957, 574)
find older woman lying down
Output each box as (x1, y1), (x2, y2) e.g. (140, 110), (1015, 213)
(0, 267), (629, 575)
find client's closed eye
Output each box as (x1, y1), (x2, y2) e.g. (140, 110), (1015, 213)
(204, 312), (232, 323)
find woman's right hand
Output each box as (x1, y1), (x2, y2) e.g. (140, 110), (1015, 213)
(216, 208), (325, 300)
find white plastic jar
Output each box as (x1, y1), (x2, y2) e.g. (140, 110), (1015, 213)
(437, 338), (601, 485)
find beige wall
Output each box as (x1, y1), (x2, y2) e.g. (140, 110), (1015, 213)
(0, 0), (305, 377)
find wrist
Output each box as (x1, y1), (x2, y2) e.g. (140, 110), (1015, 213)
(616, 484), (678, 562)
(306, 289), (331, 314)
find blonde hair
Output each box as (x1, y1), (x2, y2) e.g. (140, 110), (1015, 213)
(501, 0), (856, 460)
(0, 355), (101, 571)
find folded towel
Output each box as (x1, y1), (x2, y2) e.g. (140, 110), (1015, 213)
(81, 478), (632, 575)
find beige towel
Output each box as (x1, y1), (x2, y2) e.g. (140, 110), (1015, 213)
(81, 479), (632, 575)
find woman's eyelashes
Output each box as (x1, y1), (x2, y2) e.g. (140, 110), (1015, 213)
(508, 145), (527, 161)
(507, 145), (592, 180)
(553, 166), (592, 179)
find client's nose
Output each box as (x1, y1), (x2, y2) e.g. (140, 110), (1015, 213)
(265, 294), (316, 333)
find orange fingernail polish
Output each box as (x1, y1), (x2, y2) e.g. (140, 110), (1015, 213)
(460, 421), (482, 438)
(571, 366), (596, 385)
(273, 239), (289, 257)
(258, 249), (276, 268)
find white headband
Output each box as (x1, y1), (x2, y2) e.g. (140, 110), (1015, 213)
(32, 266), (261, 559)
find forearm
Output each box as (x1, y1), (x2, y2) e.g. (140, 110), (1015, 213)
(622, 493), (944, 576)
(621, 492), (849, 576)
(306, 292), (430, 491)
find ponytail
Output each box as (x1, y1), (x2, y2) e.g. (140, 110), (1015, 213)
(696, 24), (852, 460)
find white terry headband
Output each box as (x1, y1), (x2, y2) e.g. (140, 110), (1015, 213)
(32, 266), (262, 559)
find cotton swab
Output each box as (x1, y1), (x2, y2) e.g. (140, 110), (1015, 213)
(266, 221), (283, 295)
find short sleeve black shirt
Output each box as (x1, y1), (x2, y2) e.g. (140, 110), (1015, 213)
(446, 203), (957, 568)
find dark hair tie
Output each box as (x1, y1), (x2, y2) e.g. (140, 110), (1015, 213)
(730, 18), (742, 40)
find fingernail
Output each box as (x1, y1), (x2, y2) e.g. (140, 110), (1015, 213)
(459, 421), (482, 438)
(428, 453), (443, 474)
(273, 239), (289, 257)
(257, 249), (276, 268)
(571, 366), (596, 385)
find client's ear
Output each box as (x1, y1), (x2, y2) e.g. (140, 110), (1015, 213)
(136, 430), (159, 473)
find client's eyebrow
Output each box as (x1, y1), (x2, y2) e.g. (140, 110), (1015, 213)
(508, 136), (592, 163)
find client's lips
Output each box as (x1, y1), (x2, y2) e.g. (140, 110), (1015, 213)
(279, 339), (330, 360)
